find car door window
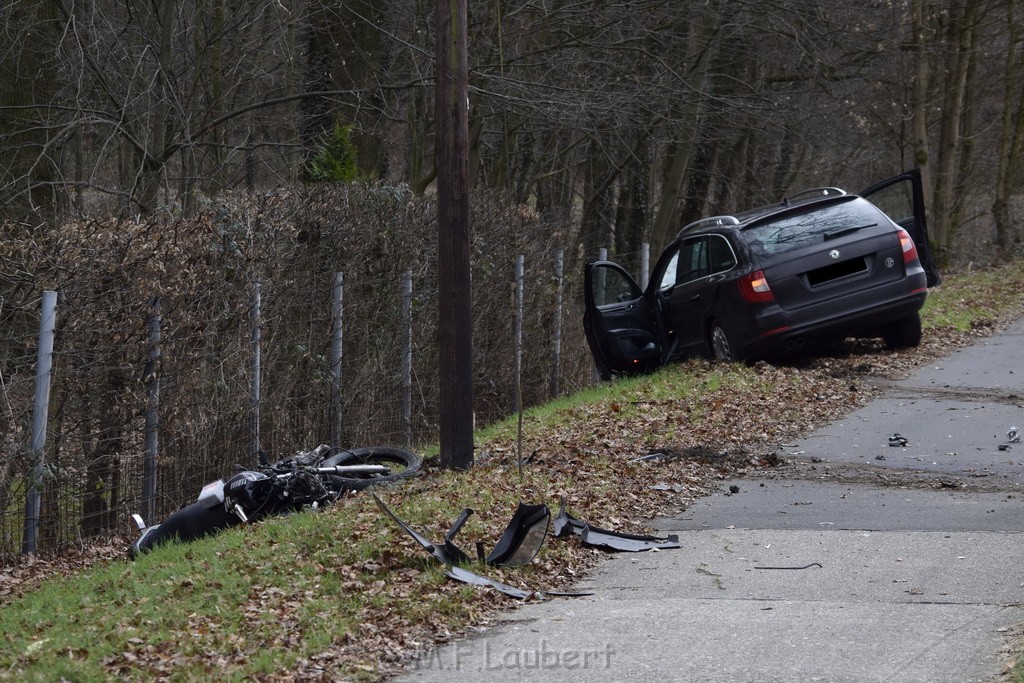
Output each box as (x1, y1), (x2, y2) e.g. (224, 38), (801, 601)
(591, 264), (642, 307)
(863, 179), (913, 226)
(656, 249), (680, 292)
(679, 238), (709, 284)
(707, 235), (737, 274)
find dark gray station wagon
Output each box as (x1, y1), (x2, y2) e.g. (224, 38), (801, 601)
(583, 170), (940, 377)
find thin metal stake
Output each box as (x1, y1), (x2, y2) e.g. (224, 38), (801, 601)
(249, 282), (261, 466)
(142, 297), (161, 525)
(329, 272), (344, 453)
(401, 270), (413, 448)
(22, 290), (58, 554)
(550, 249), (564, 398)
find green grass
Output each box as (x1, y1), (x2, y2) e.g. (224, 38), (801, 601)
(921, 265), (1024, 332)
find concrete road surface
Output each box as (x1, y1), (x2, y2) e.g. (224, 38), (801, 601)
(398, 319), (1024, 682)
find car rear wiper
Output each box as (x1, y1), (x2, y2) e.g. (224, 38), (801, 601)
(824, 223), (876, 240)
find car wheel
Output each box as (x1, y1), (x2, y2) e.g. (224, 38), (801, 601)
(882, 312), (922, 349)
(709, 320), (738, 361)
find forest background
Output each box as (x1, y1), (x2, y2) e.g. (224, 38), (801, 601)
(1, 0), (1023, 555)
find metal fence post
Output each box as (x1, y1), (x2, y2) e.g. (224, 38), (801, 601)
(142, 297), (161, 525)
(592, 248), (608, 383)
(401, 270), (413, 448)
(550, 249), (564, 399)
(249, 282), (262, 465)
(512, 255), (524, 414)
(329, 272), (344, 453)
(22, 290), (58, 554)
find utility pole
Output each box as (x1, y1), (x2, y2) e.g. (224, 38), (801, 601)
(435, 0), (473, 469)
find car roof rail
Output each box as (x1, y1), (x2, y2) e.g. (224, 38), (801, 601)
(782, 187), (847, 204)
(679, 215), (740, 233)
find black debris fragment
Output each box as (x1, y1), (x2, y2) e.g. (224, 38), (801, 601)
(372, 492), (550, 599)
(477, 502), (550, 568)
(553, 498), (680, 552)
(888, 433), (909, 447)
(446, 566), (533, 600)
(372, 491), (463, 566)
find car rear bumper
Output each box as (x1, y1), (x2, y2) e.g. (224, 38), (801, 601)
(741, 275), (928, 358)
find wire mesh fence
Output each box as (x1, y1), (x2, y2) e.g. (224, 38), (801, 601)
(0, 185), (651, 559)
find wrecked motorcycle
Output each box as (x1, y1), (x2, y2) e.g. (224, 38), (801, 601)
(131, 445), (421, 555)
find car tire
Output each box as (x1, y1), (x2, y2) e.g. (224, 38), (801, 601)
(882, 312), (922, 349)
(708, 319), (740, 362)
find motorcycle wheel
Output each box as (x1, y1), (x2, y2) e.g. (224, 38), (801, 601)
(322, 446), (422, 492)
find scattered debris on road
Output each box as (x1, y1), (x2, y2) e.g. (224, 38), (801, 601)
(888, 433), (909, 447)
(754, 562), (823, 570)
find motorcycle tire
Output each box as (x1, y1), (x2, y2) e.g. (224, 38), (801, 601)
(322, 446), (422, 492)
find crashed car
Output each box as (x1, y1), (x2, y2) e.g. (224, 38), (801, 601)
(584, 169), (940, 375)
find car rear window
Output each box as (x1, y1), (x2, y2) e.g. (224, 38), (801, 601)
(741, 198), (885, 260)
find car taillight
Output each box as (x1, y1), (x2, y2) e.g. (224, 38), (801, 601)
(738, 270), (774, 303)
(897, 227), (919, 264)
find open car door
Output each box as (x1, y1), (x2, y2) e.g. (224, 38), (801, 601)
(860, 169), (941, 287)
(583, 261), (662, 378)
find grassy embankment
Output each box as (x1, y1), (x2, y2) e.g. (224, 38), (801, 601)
(2, 263), (1024, 681)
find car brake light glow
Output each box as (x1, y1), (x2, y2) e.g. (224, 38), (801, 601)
(897, 227), (919, 264)
(738, 270), (774, 303)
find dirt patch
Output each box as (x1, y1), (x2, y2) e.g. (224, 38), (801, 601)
(754, 456), (1024, 494)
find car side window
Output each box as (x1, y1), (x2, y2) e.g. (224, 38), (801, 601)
(679, 238), (709, 284)
(707, 235), (737, 274)
(657, 249), (680, 292)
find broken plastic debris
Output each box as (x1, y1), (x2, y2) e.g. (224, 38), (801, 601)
(552, 498), (680, 552)
(480, 502), (550, 567)
(630, 452), (667, 463)
(888, 433), (909, 447)
(372, 492), (552, 599)
(1008, 426), (1021, 443)
(446, 566), (533, 600)
(373, 492), (549, 568)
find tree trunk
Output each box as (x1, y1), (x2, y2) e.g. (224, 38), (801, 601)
(135, 0), (178, 214)
(0, 0), (62, 223)
(649, 6), (719, 254)
(614, 137), (651, 271)
(81, 371), (127, 536)
(578, 138), (618, 261)
(931, 0), (979, 259)
(994, 0), (1024, 253)
(911, 0), (934, 234)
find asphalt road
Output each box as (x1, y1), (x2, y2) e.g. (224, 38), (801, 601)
(398, 319), (1024, 682)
